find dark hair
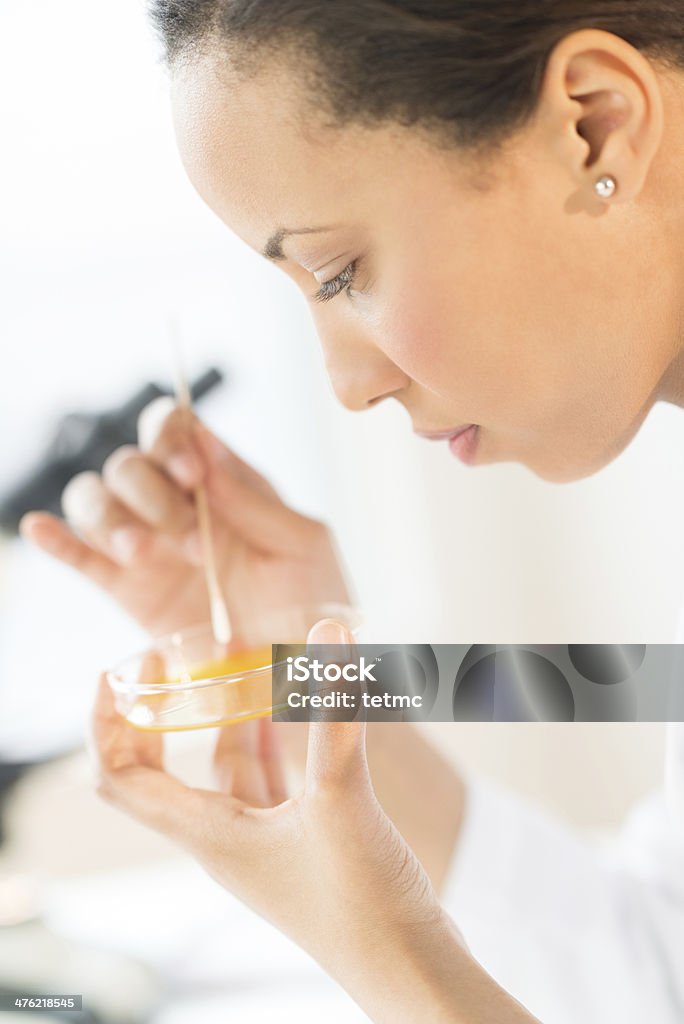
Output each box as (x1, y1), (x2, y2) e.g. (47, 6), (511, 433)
(149, 1), (684, 148)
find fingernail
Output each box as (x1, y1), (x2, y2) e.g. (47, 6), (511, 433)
(307, 620), (353, 667)
(168, 450), (203, 488)
(111, 527), (145, 565)
(307, 619), (351, 645)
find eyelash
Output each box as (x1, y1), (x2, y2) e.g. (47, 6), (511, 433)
(313, 260), (358, 303)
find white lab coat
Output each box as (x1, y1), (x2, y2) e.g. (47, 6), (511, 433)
(442, 715), (684, 1019)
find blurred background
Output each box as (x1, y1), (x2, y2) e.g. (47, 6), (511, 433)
(1, 0), (683, 1020)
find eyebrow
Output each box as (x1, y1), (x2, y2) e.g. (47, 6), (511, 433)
(262, 225), (338, 261)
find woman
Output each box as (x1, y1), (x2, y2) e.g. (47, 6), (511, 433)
(20, 2), (684, 1021)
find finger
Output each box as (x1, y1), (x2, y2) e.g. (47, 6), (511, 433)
(137, 396), (204, 490)
(137, 397), (313, 554)
(305, 620), (368, 793)
(138, 396), (278, 499)
(19, 511), (120, 589)
(61, 471), (153, 566)
(213, 718), (257, 791)
(95, 671), (162, 773)
(193, 419), (279, 498)
(214, 719), (289, 806)
(206, 463), (321, 555)
(130, 652), (167, 770)
(102, 446), (195, 535)
(93, 674), (205, 842)
(273, 720), (309, 771)
(257, 718), (289, 805)
(213, 720), (273, 806)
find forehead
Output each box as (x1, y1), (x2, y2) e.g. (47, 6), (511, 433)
(170, 49), (463, 252)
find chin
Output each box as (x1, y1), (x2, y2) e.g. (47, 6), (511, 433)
(481, 418), (643, 484)
(522, 445), (625, 485)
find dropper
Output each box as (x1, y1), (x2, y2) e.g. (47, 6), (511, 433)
(170, 324), (232, 648)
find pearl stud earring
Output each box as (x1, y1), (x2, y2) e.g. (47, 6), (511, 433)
(594, 174), (617, 199)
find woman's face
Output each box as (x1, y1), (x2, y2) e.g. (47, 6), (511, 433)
(171, 49), (682, 483)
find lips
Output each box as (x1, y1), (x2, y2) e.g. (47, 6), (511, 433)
(415, 423), (480, 465)
(448, 424), (479, 464)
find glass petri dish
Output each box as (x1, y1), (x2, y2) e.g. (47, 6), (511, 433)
(105, 602), (362, 732)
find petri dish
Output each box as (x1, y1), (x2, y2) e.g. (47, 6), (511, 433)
(105, 602), (362, 732)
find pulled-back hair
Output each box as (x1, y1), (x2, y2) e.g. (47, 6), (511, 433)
(149, 1), (684, 147)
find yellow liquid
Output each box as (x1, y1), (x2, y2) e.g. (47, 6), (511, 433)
(128, 644), (278, 732)
(181, 645), (274, 682)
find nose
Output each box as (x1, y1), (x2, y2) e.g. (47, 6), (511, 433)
(318, 324), (410, 412)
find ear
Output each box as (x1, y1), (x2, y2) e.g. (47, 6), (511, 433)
(535, 29), (664, 204)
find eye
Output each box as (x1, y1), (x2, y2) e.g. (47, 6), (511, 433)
(312, 260), (358, 303)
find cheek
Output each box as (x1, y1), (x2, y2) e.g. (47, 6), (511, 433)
(378, 287), (459, 386)
(375, 256), (543, 417)
(372, 192), (669, 445)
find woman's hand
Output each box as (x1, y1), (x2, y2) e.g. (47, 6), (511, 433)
(93, 619), (539, 1024)
(20, 397), (350, 636)
(20, 396), (466, 896)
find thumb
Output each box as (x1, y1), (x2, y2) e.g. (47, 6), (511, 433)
(305, 619), (368, 792)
